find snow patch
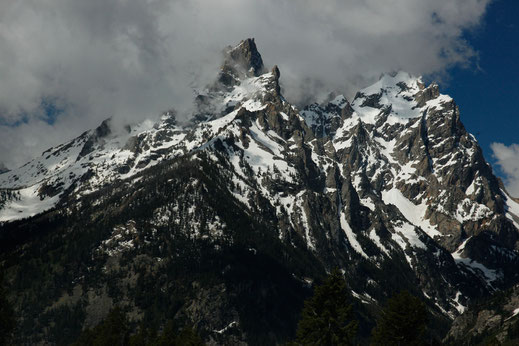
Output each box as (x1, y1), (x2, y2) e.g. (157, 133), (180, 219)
(340, 211), (368, 259)
(382, 188), (441, 238)
(0, 184), (59, 222)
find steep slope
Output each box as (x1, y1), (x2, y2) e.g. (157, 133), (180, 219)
(1, 38), (518, 344)
(446, 283), (519, 344)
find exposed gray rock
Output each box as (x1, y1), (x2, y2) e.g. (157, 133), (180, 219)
(1, 40), (519, 345)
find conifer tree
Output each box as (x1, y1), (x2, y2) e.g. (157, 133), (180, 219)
(296, 268), (357, 345)
(73, 307), (129, 346)
(155, 320), (204, 346)
(0, 274), (15, 345)
(370, 290), (427, 346)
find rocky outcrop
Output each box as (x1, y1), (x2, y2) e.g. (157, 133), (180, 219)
(77, 118), (113, 159)
(218, 38), (265, 88)
(446, 284), (519, 344)
(1, 39), (519, 344)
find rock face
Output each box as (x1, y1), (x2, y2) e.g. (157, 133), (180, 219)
(445, 284), (519, 344)
(218, 38), (265, 88)
(1, 40), (519, 345)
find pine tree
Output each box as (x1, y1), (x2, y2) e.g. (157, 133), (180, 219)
(0, 274), (16, 345)
(370, 290), (427, 346)
(174, 326), (205, 346)
(128, 322), (157, 346)
(296, 268), (357, 345)
(156, 321), (204, 346)
(73, 307), (129, 346)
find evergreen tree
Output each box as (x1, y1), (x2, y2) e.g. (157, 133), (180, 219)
(173, 326), (205, 346)
(74, 312), (205, 346)
(128, 322), (157, 346)
(156, 320), (204, 346)
(370, 290), (427, 346)
(296, 268), (357, 345)
(73, 307), (129, 346)
(0, 274), (15, 345)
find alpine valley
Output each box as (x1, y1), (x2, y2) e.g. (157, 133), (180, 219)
(1, 39), (519, 345)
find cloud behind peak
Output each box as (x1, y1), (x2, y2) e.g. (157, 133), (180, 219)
(0, 0), (491, 168)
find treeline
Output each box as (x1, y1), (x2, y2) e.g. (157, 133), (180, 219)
(0, 273), (15, 345)
(292, 268), (431, 346)
(293, 269), (519, 345)
(4, 268), (519, 345)
(0, 268), (429, 345)
(0, 152), (320, 344)
(72, 308), (203, 346)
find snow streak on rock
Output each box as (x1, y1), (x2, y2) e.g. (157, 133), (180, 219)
(1, 40), (518, 321)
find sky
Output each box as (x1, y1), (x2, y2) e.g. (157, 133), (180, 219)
(442, 0), (519, 196)
(0, 0), (517, 194)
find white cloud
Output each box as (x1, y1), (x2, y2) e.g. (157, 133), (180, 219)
(491, 142), (519, 197)
(0, 0), (491, 168)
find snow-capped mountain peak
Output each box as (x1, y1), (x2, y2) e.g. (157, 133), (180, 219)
(2, 39), (519, 333)
(218, 38), (265, 88)
(351, 71), (450, 122)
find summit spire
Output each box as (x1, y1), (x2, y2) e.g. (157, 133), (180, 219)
(218, 38), (265, 87)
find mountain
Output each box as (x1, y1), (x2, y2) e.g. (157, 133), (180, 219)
(445, 283), (519, 344)
(1, 38), (519, 344)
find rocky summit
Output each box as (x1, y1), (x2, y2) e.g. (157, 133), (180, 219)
(1, 38), (519, 344)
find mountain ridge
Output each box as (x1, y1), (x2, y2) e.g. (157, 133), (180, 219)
(1, 38), (519, 344)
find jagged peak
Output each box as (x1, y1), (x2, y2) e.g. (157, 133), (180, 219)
(350, 70), (452, 121)
(2, 38), (519, 344)
(361, 71), (423, 96)
(324, 92), (349, 108)
(93, 118), (112, 139)
(271, 64), (280, 81)
(218, 38), (265, 87)
(303, 93), (349, 111)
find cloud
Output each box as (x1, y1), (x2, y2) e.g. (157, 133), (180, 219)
(491, 142), (519, 197)
(0, 0), (491, 168)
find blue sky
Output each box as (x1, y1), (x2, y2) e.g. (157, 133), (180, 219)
(444, 0), (519, 182)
